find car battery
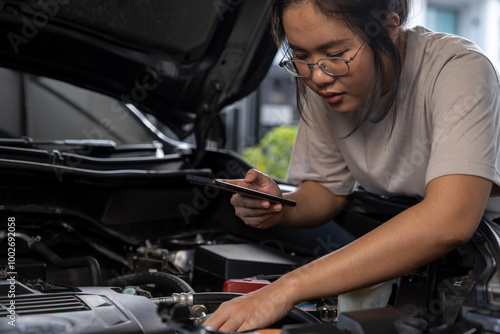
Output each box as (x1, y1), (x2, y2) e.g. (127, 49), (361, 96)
(193, 243), (302, 291)
(223, 278), (271, 293)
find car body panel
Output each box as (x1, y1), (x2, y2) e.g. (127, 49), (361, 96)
(0, 0), (277, 139)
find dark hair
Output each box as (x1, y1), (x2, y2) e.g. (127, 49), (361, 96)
(271, 0), (411, 136)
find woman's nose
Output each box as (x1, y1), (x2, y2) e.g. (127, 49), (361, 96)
(310, 64), (336, 86)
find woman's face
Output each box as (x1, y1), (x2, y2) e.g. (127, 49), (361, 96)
(282, 2), (374, 113)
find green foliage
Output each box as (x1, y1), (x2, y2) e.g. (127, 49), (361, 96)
(242, 125), (298, 181)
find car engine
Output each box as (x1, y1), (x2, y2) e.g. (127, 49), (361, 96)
(0, 151), (499, 333)
(0, 153), (337, 333)
(0, 215), (324, 334)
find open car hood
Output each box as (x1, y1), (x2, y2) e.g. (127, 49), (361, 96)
(0, 0), (277, 140)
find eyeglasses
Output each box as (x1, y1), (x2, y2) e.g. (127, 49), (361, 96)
(279, 41), (366, 78)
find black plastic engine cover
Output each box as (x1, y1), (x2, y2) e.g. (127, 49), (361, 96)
(0, 280), (170, 334)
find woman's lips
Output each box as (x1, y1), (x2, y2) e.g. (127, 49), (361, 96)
(321, 92), (345, 104)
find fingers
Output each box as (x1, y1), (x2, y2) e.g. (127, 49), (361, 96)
(222, 169), (285, 229)
(244, 168), (260, 183)
(230, 193), (282, 210)
(220, 169), (281, 196)
(203, 297), (257, 333)
(217, 178), (249, 188)
(202, 287), (294, 332)
(219, 169), (271, 189)
(245, 169), (274, 189)
(203, 298), (248, 332)
(230, 194), (283, 228)
(203, 312), (230, 332)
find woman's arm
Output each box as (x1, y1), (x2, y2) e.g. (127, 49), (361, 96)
(281, 180), (347, 227)
(203, 174), (492, 332)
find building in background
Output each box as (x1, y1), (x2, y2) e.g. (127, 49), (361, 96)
(411, 0), (500, 69)
(226, 0), (500, 154)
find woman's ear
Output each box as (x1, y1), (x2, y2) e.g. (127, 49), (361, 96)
(385, 12), (401, 42)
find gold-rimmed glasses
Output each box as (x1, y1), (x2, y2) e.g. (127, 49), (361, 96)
(279, 41), (366, 78)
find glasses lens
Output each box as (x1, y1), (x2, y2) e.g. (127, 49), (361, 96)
(292, 61), (311, 77)
(282, 61), (309, 77)
(281, 58), (350, 77)
(319, 58), (349, 76)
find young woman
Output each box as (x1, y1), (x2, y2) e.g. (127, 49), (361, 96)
(203, 0), (500, 331)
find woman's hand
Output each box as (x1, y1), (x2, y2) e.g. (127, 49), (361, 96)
(225, 169), (286, 229)
(202, 281), (297, 332)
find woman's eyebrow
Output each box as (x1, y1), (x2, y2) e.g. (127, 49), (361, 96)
(289, 39), (350, 52)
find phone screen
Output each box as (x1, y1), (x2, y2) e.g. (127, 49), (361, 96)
(186, 175), (296, 207)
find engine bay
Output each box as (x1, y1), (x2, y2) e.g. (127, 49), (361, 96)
(0, 150), (499, 333)
(0, 212), (330, 334)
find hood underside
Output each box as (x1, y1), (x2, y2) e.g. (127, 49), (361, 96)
(0, 0), (277, 139)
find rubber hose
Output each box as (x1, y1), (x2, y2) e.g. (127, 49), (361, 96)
(106, 272), (195, 293)
(29, 241), (102, 286)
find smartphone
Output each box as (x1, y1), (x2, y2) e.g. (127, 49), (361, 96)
(186, 175), (296, 207)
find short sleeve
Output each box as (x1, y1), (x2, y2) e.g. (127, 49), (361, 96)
(287, 89), (356, 196)
(425, 51), (500, 190)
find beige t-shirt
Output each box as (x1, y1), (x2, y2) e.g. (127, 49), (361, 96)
(287, 26), (500, 219)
